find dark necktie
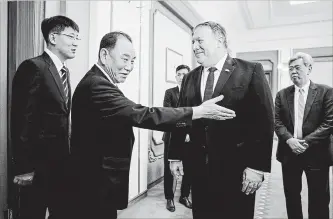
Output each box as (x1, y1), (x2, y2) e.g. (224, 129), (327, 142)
(203, 67), (217, 102)
(60, 66), (69, 105)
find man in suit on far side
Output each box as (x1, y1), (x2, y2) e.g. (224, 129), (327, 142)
(275, 52), (333, 219)
(163, 65), (192, 212)
(10, 15), (80, 219)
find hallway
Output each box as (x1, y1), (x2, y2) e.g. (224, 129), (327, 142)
(118, 143), (333, 219)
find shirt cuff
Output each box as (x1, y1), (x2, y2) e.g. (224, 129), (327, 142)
(246, 167), (264, 175)
(168, 159), (181, 162)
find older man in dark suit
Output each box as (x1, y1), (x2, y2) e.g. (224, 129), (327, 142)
(163, 65), (192, 212)
(10, 16), (79, 219)
(169, 21), (275, 219)
(68, 31), (236, 219)
(275, 52), (333, 219)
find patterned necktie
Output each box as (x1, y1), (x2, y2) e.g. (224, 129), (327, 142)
(60, 66), (69, 105)
(297, 88), (305, 139)
(203, 67), (217, 102)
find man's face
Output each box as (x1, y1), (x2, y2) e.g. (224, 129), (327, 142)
(192, 26), (220, 67)
(289, 58), (311, 87)
(52, 27), (79, 60)
(107, 36), (136, 83)
(175, 68), (189, 86)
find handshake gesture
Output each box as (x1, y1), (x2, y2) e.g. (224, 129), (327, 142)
(192, 95), (236, 120)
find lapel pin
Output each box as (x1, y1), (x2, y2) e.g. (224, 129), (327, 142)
(225, 69), (230, 72)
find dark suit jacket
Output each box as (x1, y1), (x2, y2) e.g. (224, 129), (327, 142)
(70, 65), (193, 209)
(275, 81), (333, 166)
(162, 86), (180, 145)
(11, 52), (71, 176)
(169, 56), (274, 184)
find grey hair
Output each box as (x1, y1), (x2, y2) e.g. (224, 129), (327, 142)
(289, 52), (314, 67)
(194, 21), (228, 49)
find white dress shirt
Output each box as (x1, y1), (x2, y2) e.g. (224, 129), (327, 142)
(44, 48), (66, 78)
(293, 80), (310, 138)
(200, 54), (227, 100)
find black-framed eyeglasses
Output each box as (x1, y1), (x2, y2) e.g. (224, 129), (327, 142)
(54, 33), (81, 41)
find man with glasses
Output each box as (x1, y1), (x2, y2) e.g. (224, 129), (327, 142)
(10, 15), (79, 219)
(275, 52), (333, 219)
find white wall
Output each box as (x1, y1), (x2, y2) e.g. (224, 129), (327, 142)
(148, 8), (193, 184)
(112, 0), (142, 200)
(65, 1), (91, 91)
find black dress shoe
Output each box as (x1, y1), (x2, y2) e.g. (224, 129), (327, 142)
(166, 199), (175, 212)
(179, 196), (192, 209)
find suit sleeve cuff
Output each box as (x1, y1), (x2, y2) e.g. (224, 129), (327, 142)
(246, 167), (264, 175)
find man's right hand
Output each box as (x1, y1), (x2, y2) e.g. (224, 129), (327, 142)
(169, 161), (184, 180)
(192, 95), (236, 120)
(286, 138), (308, 155)
(13, 172), (34, 186)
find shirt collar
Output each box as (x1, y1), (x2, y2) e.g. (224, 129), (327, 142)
(45, 48), (65, 72)
(203, 53), (228, 73)
(96, 63), (114, 85)
(295, 80), (311, 93)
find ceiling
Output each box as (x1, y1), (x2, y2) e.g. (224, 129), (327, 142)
(239, 0), (332, 29)
(188, 0), (333, 29)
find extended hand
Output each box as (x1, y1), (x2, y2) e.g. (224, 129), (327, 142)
(241, 169), (263, 195)
(13, 172), (34, 186)
(287, 138), (307, 155)
(169, 161), (184, 180)
(193, 95), (236, 120)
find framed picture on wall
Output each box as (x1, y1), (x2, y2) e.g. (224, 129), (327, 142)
(165, 47), (183, 83)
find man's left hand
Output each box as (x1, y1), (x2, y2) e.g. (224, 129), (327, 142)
(241, 168), (264, 195)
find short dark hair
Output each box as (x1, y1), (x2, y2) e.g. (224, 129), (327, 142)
(99, 31), (132, 56)
(194, 21), (228, 49)
(41, 15), (79, 44)
(176, 64), (190, 73)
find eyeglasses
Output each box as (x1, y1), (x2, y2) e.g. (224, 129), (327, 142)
(54, 33), (81, 41)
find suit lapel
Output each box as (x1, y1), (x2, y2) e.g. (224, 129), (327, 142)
(212, 55), (236, 98)
(194, 66), (204, 104)
(287, 86), (295, 127)
(303, 82), (318, 123)
(175, 86), (180, 100)
(43, 52), (67, 106)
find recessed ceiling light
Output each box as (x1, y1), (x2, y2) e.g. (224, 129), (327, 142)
(289, 1), (318, 5)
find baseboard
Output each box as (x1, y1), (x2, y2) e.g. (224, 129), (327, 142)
(147, 176), (164, 190)
(128, 191), (148, 207)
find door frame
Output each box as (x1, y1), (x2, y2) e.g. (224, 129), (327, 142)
(0, 2), (8, 218)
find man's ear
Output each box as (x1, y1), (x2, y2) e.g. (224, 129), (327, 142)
(308, 65), (312, 74)
(49, 33), (56, 45)
(99, 48), (109, 65)
(216, 36), (224, 48)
